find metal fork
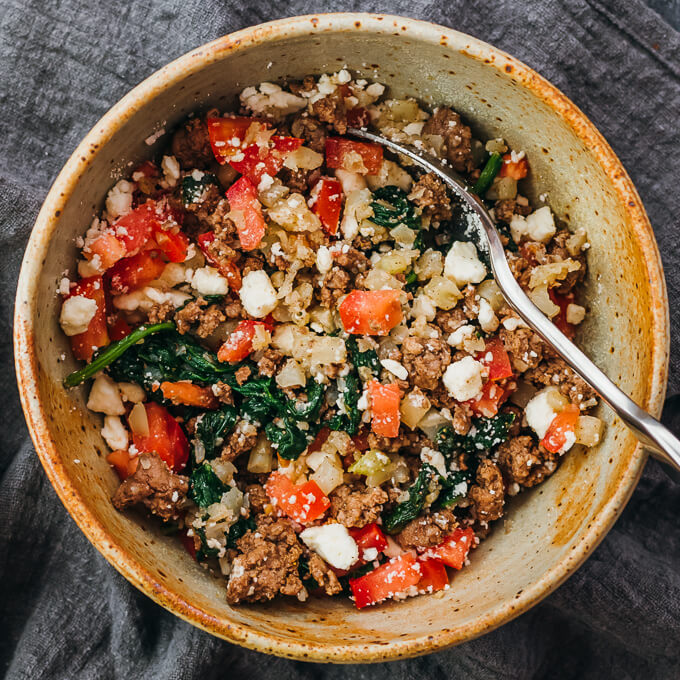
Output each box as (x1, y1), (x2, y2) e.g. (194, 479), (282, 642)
(348, 126), (680, 472)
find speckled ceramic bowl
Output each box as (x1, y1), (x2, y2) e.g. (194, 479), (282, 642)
(14, 13), (669, 662)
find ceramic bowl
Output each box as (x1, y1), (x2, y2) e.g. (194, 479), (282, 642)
(14, 13), (669, 662)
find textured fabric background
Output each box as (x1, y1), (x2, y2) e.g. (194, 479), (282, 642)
(2, 1), (679, 677)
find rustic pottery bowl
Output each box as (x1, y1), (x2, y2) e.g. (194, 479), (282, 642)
(14, 13), (669, 662)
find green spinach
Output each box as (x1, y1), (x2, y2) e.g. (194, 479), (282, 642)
(194, 405), (238, 460)
(382, 463), (440, 534)
(181, 173), (219, 205)
(226, 516), (256, 549)
(189, 463), (228, 508)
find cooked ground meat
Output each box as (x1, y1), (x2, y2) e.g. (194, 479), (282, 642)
(171, 117), (213, 169)
(174, 298), (226, 338)
(524, 358), (598, 406)
(211, 381), (234, 405)
(245, 483), (268, 515)
(469, 459), (505, 523)
(307, 553), (343, 596)
(435, 308), (467, 334)
(329, 484), (388, 528)
(311, 90), (347, 134)
(497, 436), (559, 488)
(257, 348), (284, 377)
(290, 112), (327, 153)
(226, 515), (304, 604)
(112, 453), (188, 521)
(507, 251), (532, 290)
(494, 198), (531, 223)
(499, 327), (545, 372)
(332, 246), (370, 273)
(408, 173), (453, 222)
(549, 231), (587, 294)
(421, 106), (474, 173)
(234, 365), (251, 386)
(278, 166), (321, 193)
(367, 429), (430, 455)
(318, 266), (351, 308)
(452, 404), (472, 435)
(396, 509), (458, 550)
(401, 334), (451, 391)
(147, 301), (175, 324)
(221, 420), (258, 462)
(462, 285), (479, 320)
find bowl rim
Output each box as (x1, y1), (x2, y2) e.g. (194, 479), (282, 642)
(14, 12), (669, 663)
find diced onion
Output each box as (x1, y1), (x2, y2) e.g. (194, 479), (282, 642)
(477, 279), (505, 312)
(275, 358), (306, 388)
(486, 176), (517, 200)
(128, 402), (149, 436)
(417, 408), (450, 441)
(311, 458), (345, 495)
(575, 416), (603, 447)
(423, 275), (462, 310)
(400, 390), (432, 429)
(528, 285), (560, 318)
(247, 434), (274, 473)
(414, 249), (444, 281)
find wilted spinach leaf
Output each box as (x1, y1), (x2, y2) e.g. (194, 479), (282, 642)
(181, 172), (219, 205)
(346, 336), (380, 376)
(265, 418), (308, 460)
(194, 405), (238, 460)
(226, 516), (256, 549)
(382, 463), (439, 534)
(189, 463), (228, 508)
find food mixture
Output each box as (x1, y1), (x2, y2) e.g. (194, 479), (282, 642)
(60, 70), (603, 608)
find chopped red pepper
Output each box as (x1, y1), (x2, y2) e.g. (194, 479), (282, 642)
(549, 289), (576, 339)
(476, 337), (513, 381)
(65, 276), (109, 361)
(426, 527), (475, 570)
(325, 138), (383, 175)
(264, 472), (330, 524)
(153, 225), (190, 263)
(541, 403), (579, 454)
(230, 136), (303, 185)
(106, 250), (165, 295)
(467, 380), (512, 418)
(196, 232), (242, 292)
(108, 314), (133, 341)
(349, 523), (389, 560)
(339, 289), (403, 336)
(349, 552), (422, 608)
(107, 449), (139, 480)
(499, 152), (529, 180)
(159, 381), (219, 409)
(207, 116), (256, 164)
(217, 319), (273, 363)
(310, 177), (343, 235)
(416, 558), (449, 593)
(226, 176), (267, 251)
(368, 380), (402, 438)
(131, 402), (190, 473)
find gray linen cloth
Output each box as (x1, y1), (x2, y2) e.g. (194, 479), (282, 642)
(1, 0), (679, 677)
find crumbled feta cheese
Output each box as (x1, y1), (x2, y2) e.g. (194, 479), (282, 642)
(559, 430), (577, 454)
(365, 82), (385, 98)
(525, 386), (567, 439)
(336, 68), (351, 84)
(161, 155), (180, 187)
(502, 316), (528, 331)
(410, 294), (437, 322)
(446, 324), (484, 353)
(477, 298), (499, 333)
(59, 295), (97, 336)
(258, 173), (275, 192)
(240, 82), (306, 116)
(525, 206), (556, 243)
(105, 179), (135, 219)
(57, 277), (71, 295)
(239, 270), (278, 317)
(380, 358), (408, 380)
(144, 127), (166, 146)
(420, 446), (447, 478)
(190, 266), (230, 296)
(335, 168), (367, 194)
(101, 415), (128, 450)
(300, 524), (359, 570)
(357, 389), (369, 411)
(566, 303), (586, 325)
(316, 245), (333, 274)
(444, 241), (487, 287)
(87, 374), (125, 416)
(362, 547), (379, 562)
(442, 356), (485, 402)
(118, 382), (146, 403)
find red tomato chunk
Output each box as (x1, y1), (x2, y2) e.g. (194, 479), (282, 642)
(264, 472), (330, 524)
(477, 337), (513, 381)
(107, 250), (165, 295)
(368, 380), (402, 438)
(349, 523), (389, 560)
(310, 177), (343, 235)
(65, 276), (109, 361)
(217, 319), (272, 363)
(131, 402), (190, 473)
(325, 138), (383, 175)
(416, 558), (449, 594)
(541, 403), (579, 454)
(499, 152), (529, 180)
(349, 552), (422, 608)
(196, 232), (242, 292)
(207, 116), (256, 163)
(339, 289), (403, 336)
(226, 177), (267, 251)
(426, 527), (475, 570)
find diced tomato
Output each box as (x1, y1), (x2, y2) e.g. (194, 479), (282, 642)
(133, 160), (160, 178)
(131, 402), (190, 473)
(310, 178), (343, 235)
(196, 232), (242, 292)
(339, 289), (403, 336)
(349, 552), (422, 608)
(499, 152), (529, 180)
(65, 276), (109, 361)
(541, 403), (579, 454)
(180, 529), (197, 560)
(108, 314), (132, 341)
(107, 449), (138, 480)
(549, 289), (577, 339)
(325, 138), (383, 175)
(106, 250), (165, 295)
(351, 431), (371, 452)
(153, 225), (190, 263)
(346, 106), (370, 128)
(307, 427), (330, 455)
(207, 116), (257, 164)
(476, 337), (513, 381)
(85, 232), (127, 271)
(159, 381), (219, 409)
(264, 472), (330, 524)
(467, 380), (511, 418)
(426, 527), (475, 570)
(230, 136), (304, 184)
(217, 319), (272, 363)
(349, 523), (388, 559)
(368, 381), (402, 438)
(416, 558), (449, 593)
(226, 176), (267, 251)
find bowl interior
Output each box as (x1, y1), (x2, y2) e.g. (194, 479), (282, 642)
(15, 16), (667, 661)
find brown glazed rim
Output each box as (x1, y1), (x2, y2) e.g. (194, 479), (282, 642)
(14, 14), (669, 662)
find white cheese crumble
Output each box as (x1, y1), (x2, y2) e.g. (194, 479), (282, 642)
(300, 524), (359, 571)
(118, 382), (146, 403)
(87, 374), (125, 416)
(105, 179), (135, 219)
(442, 356), (485, 402)
(566, 303), (586, 325)
(161, 155), (181, 187)
(420, 446), (447, 478)
(477, 298), (499, 333)
(59, 295), (97, 336)
(380, 358), (408, 381)
(511, 206), (556, 244)
(239, 270), (278, 317)
(525, 386), (566, 439)
(101, 415), (128, 451)
(240, 83), (306, 116)
(316, 245), (333, 274)
(444, 241), (487, 287)
(189, 266), (230, 296)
